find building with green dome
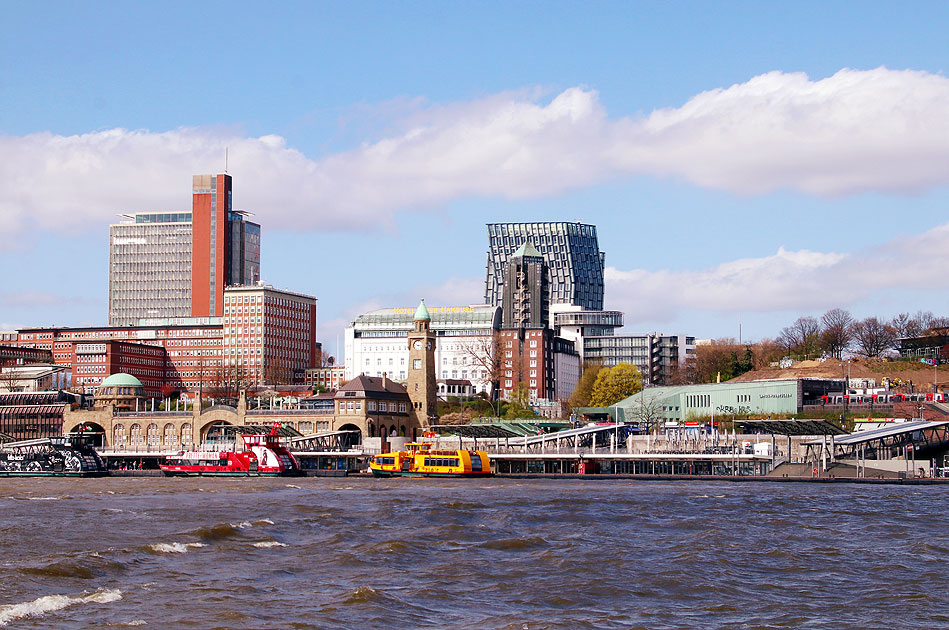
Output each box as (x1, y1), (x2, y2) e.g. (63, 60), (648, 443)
(94, 373), (146, 411)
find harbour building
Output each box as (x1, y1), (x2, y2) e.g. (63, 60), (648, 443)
(552, 305), (694, 385)
(591, 378), (839, 427)
(484, 222), (605, 321)
(344, 305), (501, 396)
(108, 174), (260, 327)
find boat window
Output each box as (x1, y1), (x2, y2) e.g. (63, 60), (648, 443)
(470, 454), (482, 471)
(424, 457), (460, 467)
(374, 456), (395, 466)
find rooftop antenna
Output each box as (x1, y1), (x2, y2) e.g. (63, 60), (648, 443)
(225, 147), (228, 173)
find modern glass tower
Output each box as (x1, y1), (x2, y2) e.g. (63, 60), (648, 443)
(108, 174), (260, 327)
(485, 222), (605, 318)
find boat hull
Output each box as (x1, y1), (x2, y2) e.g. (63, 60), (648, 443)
(161, 470), (283, 477)
(0, 471), (106, 478)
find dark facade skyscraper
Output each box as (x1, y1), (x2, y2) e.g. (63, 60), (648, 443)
(485, 222), (605, 318)
(501, 242), (549, 329)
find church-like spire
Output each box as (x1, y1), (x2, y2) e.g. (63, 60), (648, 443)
(414, 298), (431, 321)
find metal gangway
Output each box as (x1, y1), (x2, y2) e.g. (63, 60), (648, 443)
(288, 430), (361, 453)
(434, 423), (633, 455)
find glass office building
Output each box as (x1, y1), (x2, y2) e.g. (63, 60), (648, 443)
(484, 222), (605, 318)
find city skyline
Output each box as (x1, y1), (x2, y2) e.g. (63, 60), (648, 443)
(4, 3), (949, 360)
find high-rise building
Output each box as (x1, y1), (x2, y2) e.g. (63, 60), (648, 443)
(485, 222), (605, 321)
(108, 174), (260, 327)
(501, 242), (549, 329)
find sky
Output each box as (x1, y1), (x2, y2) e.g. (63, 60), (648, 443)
(3, 1), (949, 361)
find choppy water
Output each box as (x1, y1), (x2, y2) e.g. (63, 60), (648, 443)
(1, 478), (948, 629)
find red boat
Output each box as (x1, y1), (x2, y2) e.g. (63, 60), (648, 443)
(160, 425), (300, 477)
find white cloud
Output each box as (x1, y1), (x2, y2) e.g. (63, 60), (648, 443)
(4, 67), (949, 240)
(606, 223), (949, 326)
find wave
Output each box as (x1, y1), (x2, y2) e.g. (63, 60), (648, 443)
(478, 536), (548, 551)
(0, 588), (121, 626)
(342, 586), (381, 605)
(252, 541), (287, 548)
(192, 523), (242, 540)
(147, 542), (205, 554)
(18, 553), (127, 580)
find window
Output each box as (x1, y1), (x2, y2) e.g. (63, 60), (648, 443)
(414, 359), (421, 369)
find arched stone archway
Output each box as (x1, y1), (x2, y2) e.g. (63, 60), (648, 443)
(65, 421), (107, 447)
(198, 407), (240, 443)
(201, 420), (233, 443)
(338, 423), (362, 444)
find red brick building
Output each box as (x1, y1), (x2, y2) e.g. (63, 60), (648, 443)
(498, 328), (555, 401)
(16, 323), (223, 396)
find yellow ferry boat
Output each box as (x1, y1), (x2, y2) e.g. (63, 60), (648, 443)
(369, 442), (491, 477)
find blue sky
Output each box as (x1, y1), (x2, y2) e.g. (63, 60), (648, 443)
(3, 1), (949, 360)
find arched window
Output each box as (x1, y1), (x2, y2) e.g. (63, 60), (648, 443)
(130, 424), (143, 446)
(113, 424), (126, 446)
(163, 423), (177, 447)
(147, 423), (159, 446)
(180, 423), (193, 446)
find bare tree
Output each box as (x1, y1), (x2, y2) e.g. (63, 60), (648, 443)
(628, 390), (666, 433)
(208, 364), (253, 400)
(0, 368), (22, 393)
(750, 338), (785, 370)
(263, 357), (293, 387)
(851, 317), (896, 358)
(459, 331), (503, 414)
(780, 316), (822, 359)
(820, 308), (854, 359)
(889, 312), (914, 338)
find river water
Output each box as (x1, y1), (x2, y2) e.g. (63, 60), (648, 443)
(1, 477), (947, 629)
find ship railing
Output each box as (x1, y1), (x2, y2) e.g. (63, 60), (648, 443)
(97, 445), (192, 454)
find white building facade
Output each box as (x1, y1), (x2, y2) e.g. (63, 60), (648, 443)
(345, 305), (501, 395)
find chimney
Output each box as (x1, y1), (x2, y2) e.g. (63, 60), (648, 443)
(382, 372), (388, 388)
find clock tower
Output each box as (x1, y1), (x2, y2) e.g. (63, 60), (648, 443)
(407, 299), (437, 426)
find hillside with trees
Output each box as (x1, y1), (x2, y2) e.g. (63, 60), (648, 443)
(692, 309), (949, 389)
